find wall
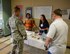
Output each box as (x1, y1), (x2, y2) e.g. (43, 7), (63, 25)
(11, 0), (70, 18)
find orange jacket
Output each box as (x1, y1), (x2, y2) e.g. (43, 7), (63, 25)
(24, 18), (35, 30)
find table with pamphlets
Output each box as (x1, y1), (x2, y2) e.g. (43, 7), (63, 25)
(24, 31), (46, 50)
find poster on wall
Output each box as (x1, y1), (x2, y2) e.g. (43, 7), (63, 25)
(33, 6), (52, 19)
(25, 7), (32, 17)
(62, 10), (68, 15)
(16, 5), (23, 19)
(62, 9), (70, 19)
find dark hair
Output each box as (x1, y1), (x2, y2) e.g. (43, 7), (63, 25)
(26, 13), (32, 18)
(40, 14), (48, 24)
(53, 9), (62, 17)
(40, 14), (47, 22)
(14, 6), (20, 12)
(39, 14), (49, 28)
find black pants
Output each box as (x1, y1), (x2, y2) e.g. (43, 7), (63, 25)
(39, 30), (47, 34)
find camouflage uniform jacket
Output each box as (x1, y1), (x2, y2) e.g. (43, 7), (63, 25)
(9, 15), (27, 41)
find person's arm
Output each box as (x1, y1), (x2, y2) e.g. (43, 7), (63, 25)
(16, 19), (27, 40)
(45, 37), (52, 50)
(46, 28), (49, 30)
(43, 20), (49, 30)
(23, 19), (26, 25)
(45, 24), (56, 48)
(41, 28), (48, 30)
(32, 19), (36, 27)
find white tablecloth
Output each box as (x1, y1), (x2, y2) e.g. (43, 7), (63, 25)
(24, 31), (45, 50)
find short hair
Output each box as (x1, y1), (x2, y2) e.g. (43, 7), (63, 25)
(26, 13), (31, 18)
(53, 9), (62, 17)
(14, 6), (20, 12)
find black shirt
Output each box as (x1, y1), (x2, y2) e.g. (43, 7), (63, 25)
(39, 20), (49, 29)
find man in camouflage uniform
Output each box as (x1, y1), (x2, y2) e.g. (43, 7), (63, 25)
(8, 6), (27, 54)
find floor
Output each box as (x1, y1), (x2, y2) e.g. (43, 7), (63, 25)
(0, 36), (70, 54)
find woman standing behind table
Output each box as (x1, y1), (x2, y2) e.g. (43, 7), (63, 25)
(24, 13), (36, 31)
(39, 14), (49, 35)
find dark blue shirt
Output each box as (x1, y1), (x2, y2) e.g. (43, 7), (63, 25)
(39, 20), (49, 29)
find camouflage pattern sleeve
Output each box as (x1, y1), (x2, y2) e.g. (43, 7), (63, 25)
(15, 18), (27, 40)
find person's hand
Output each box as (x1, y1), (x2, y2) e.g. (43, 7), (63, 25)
(44, 45), (48, 50)
(44, 41), (48, 50)
(41, 29), (45, 30)
(45, 37), (52, 50)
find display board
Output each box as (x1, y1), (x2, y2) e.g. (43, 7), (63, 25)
(25, 7), (32, 17)
(62, 9), (70, 19)
(67, 9), (70, 19)
(33, 6), (52, 19)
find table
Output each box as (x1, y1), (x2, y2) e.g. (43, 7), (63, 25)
(24, 31), (45, 50)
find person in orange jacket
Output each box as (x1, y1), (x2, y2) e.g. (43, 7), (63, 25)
(24, 13), (36, 31)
